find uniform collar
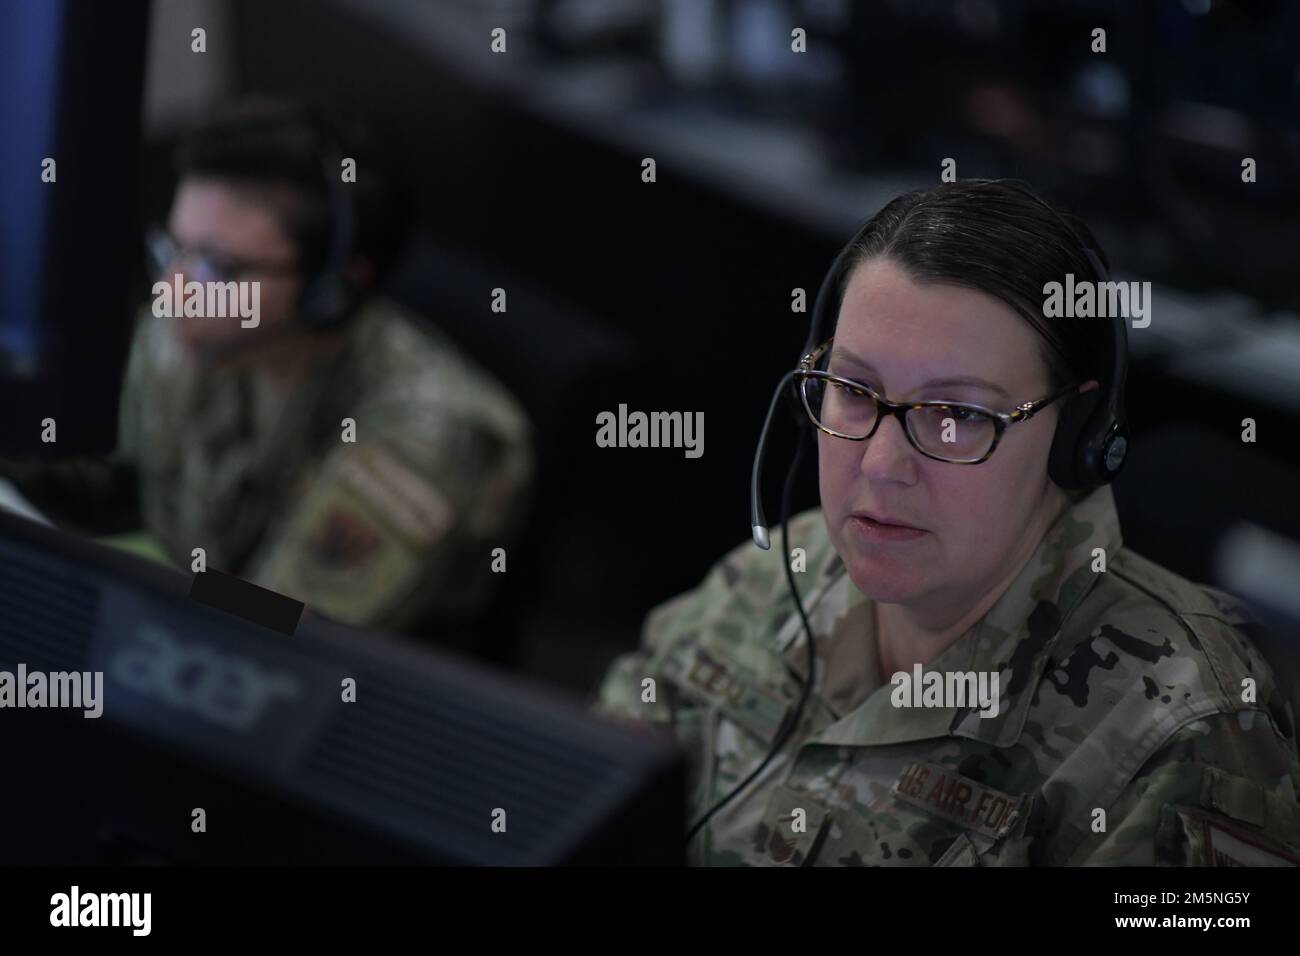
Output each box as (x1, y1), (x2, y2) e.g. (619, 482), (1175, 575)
(781, 484), (1124, 750)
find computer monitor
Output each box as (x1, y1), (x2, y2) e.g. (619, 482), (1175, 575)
(0, 0), (148, 456)
(0, 509), (685, 864)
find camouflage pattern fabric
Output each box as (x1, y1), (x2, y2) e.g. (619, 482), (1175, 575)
(8, 297), (533, 630)
(593, 484), (1300, 866)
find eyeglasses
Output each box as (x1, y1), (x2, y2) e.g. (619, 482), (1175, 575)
(794, 339), (1079, 464)
(145, 226), (301, 284)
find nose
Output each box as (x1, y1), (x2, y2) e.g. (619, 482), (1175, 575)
(858, 410), (920, 484)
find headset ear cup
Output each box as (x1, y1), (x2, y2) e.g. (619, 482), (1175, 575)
(298, 279), (320, 327)
(1048, 388), (1103, 490)
(298, 274), (353, 329)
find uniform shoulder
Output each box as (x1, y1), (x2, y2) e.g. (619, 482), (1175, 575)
(1039, 544), (1296, 773)
(639, 507), (834, 659)
(1105, 547), (1283, 701)
(125, 305), (185, 375)
(347, 297), (532, 444)
(1049, 547), (1276, 694)
(1030, 548), (1300, 864)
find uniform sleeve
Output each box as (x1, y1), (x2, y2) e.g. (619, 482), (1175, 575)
(589, 570), (724, 825)
(590, 509), (826, 730)
(591, 589), (701, 726)
(592, 545), (751, 720)
(0, 315), (148, 534)
(1064, 709), (1300, 866)
(244, 415), (532, 631)
(590, 541), (782, 824)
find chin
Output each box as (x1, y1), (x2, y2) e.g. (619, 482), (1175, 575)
(841, 550), (930, 605)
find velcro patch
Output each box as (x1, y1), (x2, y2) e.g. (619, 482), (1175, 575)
(665, 645), (792, 743)
(1201, 767), (1267, 827)
(255, 482), (422, 625)
(758, 783), (829, 866)
(1206, 822), (1298, 866)
(891, 761), (1027, 841)
(1193, 810), (1300, 867)
(336, 444), (452, 547)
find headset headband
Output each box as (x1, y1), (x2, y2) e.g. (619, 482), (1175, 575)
(298, 118), (359, 328)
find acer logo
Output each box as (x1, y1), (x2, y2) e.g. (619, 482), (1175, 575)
(108, 625), (302, 732)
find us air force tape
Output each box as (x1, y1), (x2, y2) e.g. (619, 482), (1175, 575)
(891, 761), (1029, 841)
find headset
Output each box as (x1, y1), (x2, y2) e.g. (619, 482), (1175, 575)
(687, 182), (1130, 844)
(296, 128), (361, 329)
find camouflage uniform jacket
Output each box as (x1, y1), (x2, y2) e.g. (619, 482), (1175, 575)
(13, 297), (533, 630)
(593, 484), (1300, 866)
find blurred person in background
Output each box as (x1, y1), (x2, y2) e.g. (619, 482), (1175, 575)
(1, 97), (533, 633)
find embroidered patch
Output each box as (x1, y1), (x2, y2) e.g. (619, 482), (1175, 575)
(257, 482), (421, 625)
(307, 507), (384, 570)
(1202, 815), (1300, 867)
(756, 783), (829, 866)
(665, 645), (792, 743)
(891, 761), (1027, 841)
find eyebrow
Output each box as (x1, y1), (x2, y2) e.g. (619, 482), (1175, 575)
(829, 346), (1011, 399)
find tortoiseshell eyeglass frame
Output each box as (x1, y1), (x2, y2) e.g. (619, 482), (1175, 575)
(794, 339), (1080, 464)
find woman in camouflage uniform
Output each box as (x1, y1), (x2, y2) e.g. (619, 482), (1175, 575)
(594, 180), (1300, 867)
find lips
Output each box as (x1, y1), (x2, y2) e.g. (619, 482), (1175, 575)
(848, 511), (928, 544)
(852, 510), (924, 531)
